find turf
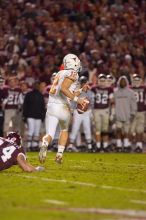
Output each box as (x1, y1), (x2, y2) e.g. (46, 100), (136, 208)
(0, 152), (146, 220)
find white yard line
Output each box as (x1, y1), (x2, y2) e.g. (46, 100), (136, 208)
(42, 198), (146, 218)
(43, 201), (146, 219)
(67, 207), (146, 218)
(130, 200), (146, 205)
(72, 165), (83, 168)
(101, 185), (146, 193)
(5, 174), (146, 194)
(44, 199), (67, 205)
(16, 174), (96, 187)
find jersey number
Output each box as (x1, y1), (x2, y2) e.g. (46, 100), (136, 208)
(96, 93), (108, 104)
(135, 91), (144, 103)
(50, 75), (60, 95)
(1, 146), (15, 162)
(7, 94), (19, 105)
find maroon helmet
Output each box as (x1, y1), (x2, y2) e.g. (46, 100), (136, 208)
(6, 132), (22, 146)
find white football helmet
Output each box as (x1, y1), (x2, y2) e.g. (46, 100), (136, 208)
(132, 74), (142, 87)
(97, 73), (107, 88)
(106, 74), (115, 87)
(63, 54), (82, 73)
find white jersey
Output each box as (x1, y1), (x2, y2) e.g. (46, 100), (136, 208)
(48, 69), (79, 106)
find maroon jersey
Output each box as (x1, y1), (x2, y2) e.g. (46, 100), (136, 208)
(91, 86), (113, 109)
(131, 86), (146, 112)
(4, 87), (21, 109)
(0, 137), (25, 171)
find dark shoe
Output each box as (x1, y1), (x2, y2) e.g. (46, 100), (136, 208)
(134, 147), (143, 153)
(95, 147), (101, 153)
(115, 147), (123, 153)
(103, 146), (111, 152)
(87, 148), (93, 153)
(123, 146), (132, 153)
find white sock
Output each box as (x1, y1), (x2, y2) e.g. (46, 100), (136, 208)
(57, 145), (65, 154)
(117, 139), (122, 148)
(111, 138), (116, 145)
(87, 144), (92, 149)
(42, 136), (49, 147)
(68, 143), (74, 148)
(96, 142), (101, 149)
(123, 138), (129, 147)
(42, 140), (48, 147)
(136, 142), (142, 149)
(103, 142), (108, 149)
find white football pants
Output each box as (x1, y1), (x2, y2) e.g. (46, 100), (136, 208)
(45, 103), (71, 139)
(70, 109), (92, 143)
(27, 118), (42, 137)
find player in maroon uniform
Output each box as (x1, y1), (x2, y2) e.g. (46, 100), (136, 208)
(3, 76), (21, 136)
(0, 132), (44, 171)
(91, 74), (114, 152)
(130, 74), (146, 152)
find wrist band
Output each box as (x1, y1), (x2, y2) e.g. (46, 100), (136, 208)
(73, 96), (78, 102)
(78, 88), (83, 93)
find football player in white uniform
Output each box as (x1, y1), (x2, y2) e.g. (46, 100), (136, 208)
(39, 54), (88, 164)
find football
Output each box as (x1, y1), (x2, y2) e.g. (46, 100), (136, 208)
(77, 98), (90, 114)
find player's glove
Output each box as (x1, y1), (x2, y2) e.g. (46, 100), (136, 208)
(35, 166), (45, 171)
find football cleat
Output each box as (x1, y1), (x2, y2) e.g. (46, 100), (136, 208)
(134, 147), (143, 153)
(66, 144), (79, 152)
(55, 153), (63, 164)
(95, 147), (101, 153)
(39, 144), (48, 164)
(123, 146), (132, 153)
(115, 147), (123, 153)
(103, 146), (111, 153)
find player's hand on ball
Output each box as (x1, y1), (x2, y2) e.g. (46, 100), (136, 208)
(82, 84), (90, 92)
(35, 166), (45, 171)
(77, 97), (87, 106)
(77, 97), (89, 114)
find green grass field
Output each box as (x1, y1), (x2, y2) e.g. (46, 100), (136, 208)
(0, 152), (146, 220)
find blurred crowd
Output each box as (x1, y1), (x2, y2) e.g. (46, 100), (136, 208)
(0, 0), (146, 84)
(0, 0), (146, 152)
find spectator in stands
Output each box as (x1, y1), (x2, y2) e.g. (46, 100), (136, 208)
(0, 0), (146, 153)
